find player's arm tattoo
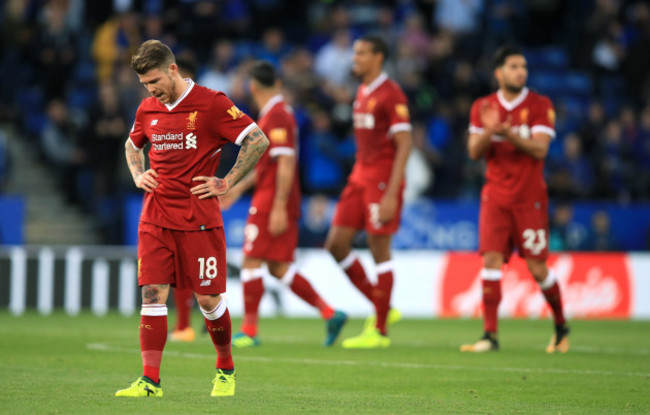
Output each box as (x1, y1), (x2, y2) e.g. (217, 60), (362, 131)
(125, 140), (145, 181)
(224, 126), (269, 188)
(141, 284), (169, 304)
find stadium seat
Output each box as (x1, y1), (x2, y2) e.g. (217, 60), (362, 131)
(564, 71), (592, 95)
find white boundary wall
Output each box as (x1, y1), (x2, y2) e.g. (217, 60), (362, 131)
(1, 247), (648, 319)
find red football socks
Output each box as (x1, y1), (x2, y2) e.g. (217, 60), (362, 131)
(140, 304), (168, 384)
(202, 300), (234, 370)
(173, 287), (194, 331)
(373, 261), (394, 336)
(241, 273), (265, 338)
(540, 271), (566, 326)
(288, 272), (335, 320)
(481, 269), (502, 334)
(339, 253), (374, 302)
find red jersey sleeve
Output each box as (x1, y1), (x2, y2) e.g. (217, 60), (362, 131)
(210, 92), (256, 145)
(531, 96), (556, 139)
(384, 88), (412, 137)
(266, 113), (296, 158)
(468, 98), (484, 134)
(128, 105), (147, 149)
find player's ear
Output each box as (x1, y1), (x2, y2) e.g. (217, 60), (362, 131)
(168, 63), (178, 76)
(494, 67), (502, 83)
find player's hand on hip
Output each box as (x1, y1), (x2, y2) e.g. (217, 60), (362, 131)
(378, 194), (398, 224)
(268, 206), (288, 237)
(135, 169), (158, 193)
(191, 176), (229, 199)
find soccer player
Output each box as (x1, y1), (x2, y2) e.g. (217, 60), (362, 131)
(462, 45), (569, 353)
(115, 40), (269, 398)
(219, 61), (348, 348)
(325, 35), (412, 349)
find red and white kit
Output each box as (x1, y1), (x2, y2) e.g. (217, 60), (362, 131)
(243, 95), (301, 262)
(129, 79), (256, 293)
(469, 87), (556, 260)
(332, 72), (411, 234)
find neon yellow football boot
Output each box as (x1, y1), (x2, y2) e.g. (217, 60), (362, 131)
(115, 377), (163, 397)
(342, 328), (390, 349)
(363, 308), (402, 333)
(211, 369), (236, 397)
(232, 332), (260, 348)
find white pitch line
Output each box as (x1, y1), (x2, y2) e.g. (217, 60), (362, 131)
(86, 343), (650, 378)
(571, 345), (650, 356)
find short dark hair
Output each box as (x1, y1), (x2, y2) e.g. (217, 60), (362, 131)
(131, 40), (175, 74)
(492, 44), (524, 69)
(358, 35), (389, 61)
(249, 60), (277, 88)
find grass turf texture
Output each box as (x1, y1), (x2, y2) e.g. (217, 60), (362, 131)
(1, 312), (649, 414)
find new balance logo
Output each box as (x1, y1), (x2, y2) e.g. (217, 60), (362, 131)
(185, 132), (197, 149)
(151, 119), (158, 126)
(200, 279), (212, 287)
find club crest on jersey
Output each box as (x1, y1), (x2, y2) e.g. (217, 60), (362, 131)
(227, 105), (244, 120)
(520, 108), (529, 124)
(367, 98), (377, 111)
(186, 111), (198, 130)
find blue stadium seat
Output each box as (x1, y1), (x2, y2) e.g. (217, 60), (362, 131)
(525, 47), (568, 70)
(67, 86), (96, 110)
(15, 87), (45, 112)
(599, 76), (625, 96)
(528, 71), (564, 94)
(564, 71), (592, 95)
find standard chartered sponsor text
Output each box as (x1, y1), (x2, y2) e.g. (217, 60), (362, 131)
(151, 132), (183, 142)
(153, 142), (184, 150)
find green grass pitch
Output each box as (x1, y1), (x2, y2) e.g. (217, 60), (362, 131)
(1, 312), (649, 414)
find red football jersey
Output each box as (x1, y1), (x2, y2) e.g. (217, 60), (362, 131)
(129, 80), (256, 230)
(469, 87), (555, 205)
(350, 72), (412, 184)
(250, 95), (301, 218)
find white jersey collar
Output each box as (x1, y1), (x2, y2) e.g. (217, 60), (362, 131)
(164, 78), (195, 111)
(362, 72), (389, 96)
(497, 87), (529, 112)
(259, 94), (284, 118)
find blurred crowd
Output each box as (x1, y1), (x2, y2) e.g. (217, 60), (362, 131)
(0, 0), (649, 245)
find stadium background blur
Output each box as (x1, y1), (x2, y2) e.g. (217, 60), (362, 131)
(0, 0), (649, 250)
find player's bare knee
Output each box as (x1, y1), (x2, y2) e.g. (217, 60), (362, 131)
(482, 252), (503, 269)
(367, 235), (392, 263)
(267, 261), (289, 279)
(196, 293), (222, 311)
(325, 236), (347, 261)
(526, 260), (548, 282)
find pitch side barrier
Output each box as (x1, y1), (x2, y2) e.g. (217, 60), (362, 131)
(1, 246), (649, 319)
